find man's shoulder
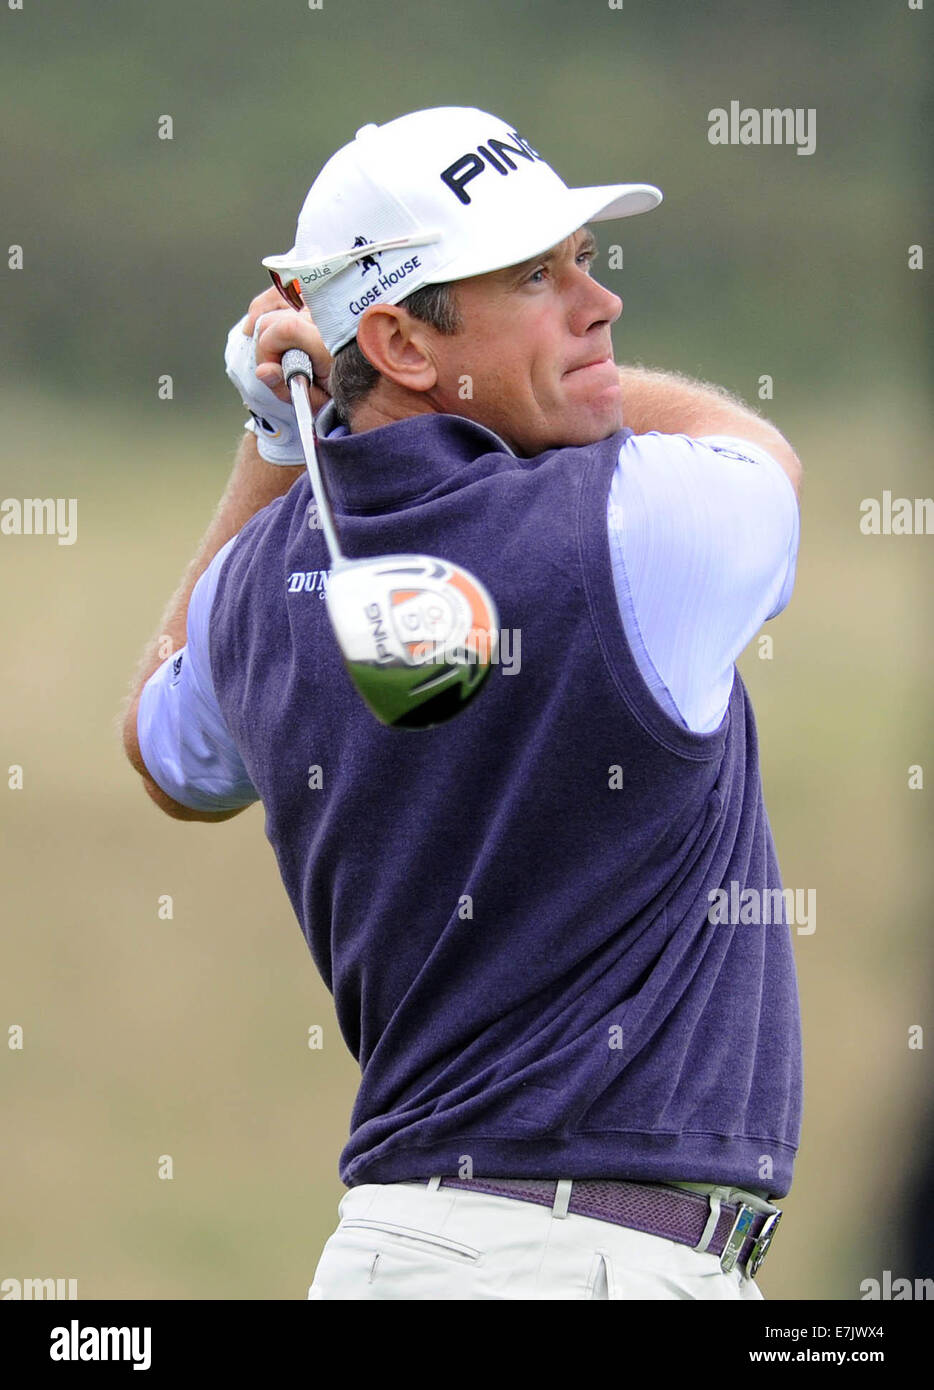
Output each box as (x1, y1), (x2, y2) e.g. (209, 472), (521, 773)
(225, 474), (309, 563)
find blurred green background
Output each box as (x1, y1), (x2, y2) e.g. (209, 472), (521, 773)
(1, 0), (931, 1300)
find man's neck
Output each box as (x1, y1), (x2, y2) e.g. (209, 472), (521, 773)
(346, 383), (443, 436)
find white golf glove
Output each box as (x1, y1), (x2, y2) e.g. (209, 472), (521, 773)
(225, 314), (304, 464)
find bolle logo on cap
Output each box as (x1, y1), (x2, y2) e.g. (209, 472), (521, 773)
(299, 264), (334, 286)
(439, 130), (544, 206)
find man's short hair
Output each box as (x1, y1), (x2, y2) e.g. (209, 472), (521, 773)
(328, 282), (462, 426)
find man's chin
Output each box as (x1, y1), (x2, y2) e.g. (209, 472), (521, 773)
(495, 393), (625, 456)
(551, 397), (625, 449)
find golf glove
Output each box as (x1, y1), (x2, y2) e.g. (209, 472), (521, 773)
(225, 314), (304, 464)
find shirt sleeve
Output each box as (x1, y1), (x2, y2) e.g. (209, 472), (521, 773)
(606, 431), (800, 735)
(136, 536), (260, 811)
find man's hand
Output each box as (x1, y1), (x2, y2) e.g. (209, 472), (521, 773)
(246, 287), (332, 405)
(225, 288), (334, 463)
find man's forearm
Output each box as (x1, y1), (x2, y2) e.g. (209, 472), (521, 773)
(617, 366), (746, 435)
(618, 365), (802, 496)
(120, 431), (304, 778)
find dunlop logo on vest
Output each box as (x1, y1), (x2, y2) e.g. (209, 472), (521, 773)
(288, 570), (330, 597)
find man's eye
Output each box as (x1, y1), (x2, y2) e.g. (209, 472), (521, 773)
(527, 266), (547, 284)
(577, 251), (596, 270)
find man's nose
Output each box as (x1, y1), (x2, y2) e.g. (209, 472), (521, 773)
(595, 280), (623, 324)
(575, 274), (622, 331)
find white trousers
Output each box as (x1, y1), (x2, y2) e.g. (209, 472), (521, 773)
(307, 1179), (769, 1300)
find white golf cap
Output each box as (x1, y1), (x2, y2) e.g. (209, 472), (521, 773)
(263, 106), (662, 354)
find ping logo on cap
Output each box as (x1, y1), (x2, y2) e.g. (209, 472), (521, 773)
(439, 131), (544, 206)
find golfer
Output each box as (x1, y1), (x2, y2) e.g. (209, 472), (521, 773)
(122, 107), (803, 1300)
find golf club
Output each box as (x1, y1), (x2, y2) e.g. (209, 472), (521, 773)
(282, 348), (500, 729)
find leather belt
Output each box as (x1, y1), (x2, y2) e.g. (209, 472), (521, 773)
(435, 1176), (782, 1280)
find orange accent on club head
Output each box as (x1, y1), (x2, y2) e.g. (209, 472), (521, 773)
(407, 640), (434, 660)
(447, 568), (496, 656)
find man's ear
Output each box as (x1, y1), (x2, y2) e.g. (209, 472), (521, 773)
(355, 305), (439, 394)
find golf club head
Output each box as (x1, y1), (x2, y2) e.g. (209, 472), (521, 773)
(324, 554), (500, 729)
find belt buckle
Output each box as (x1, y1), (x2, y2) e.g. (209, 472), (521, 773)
(719, 1202), (757, 1274)
(746, 1209), (782, 1280)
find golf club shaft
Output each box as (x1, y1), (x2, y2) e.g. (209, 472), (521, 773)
(282, 348), (345, 565)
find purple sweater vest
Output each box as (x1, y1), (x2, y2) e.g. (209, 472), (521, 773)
(209, 413), (803, 1197)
